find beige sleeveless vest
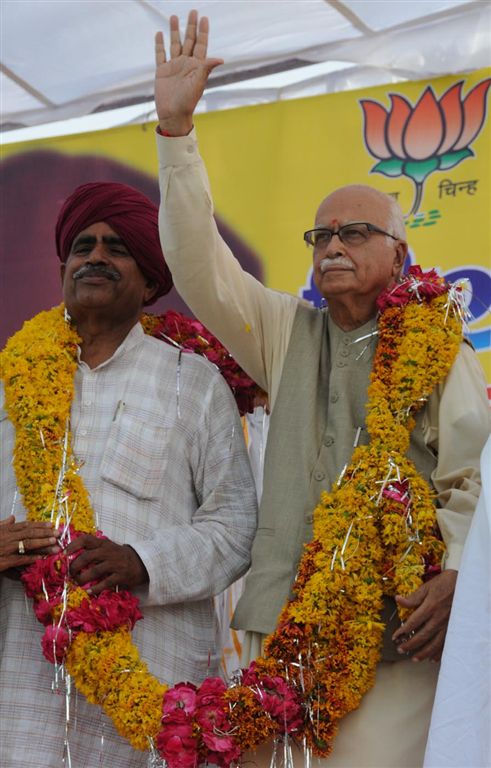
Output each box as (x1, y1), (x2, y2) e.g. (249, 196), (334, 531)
(233, 303), (437, 658)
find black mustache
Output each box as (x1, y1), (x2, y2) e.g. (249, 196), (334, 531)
(73, 264), (121, 281)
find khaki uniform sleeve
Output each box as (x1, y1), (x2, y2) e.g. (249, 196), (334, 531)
(156, 129), (298, 405)
(423, 342), (491, 570)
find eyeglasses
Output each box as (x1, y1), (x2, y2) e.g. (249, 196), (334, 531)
(303, 222), (399, 249)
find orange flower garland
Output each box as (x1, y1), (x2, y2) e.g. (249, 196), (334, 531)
(247, 268), (464, 754)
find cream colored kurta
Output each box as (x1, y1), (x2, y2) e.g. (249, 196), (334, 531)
(156, 129), (491, 767)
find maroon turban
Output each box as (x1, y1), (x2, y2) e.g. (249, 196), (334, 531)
(55, 181), (172, 303)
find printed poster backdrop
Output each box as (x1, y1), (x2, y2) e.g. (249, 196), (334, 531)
(1, 68), (490, 391)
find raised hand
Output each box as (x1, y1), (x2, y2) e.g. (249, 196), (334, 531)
(155, 9), (223, 136)
(392, 569), (457, 662)
(66, 534), (149, 596)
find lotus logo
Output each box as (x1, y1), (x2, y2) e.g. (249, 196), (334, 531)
(360, 79), (491, 215)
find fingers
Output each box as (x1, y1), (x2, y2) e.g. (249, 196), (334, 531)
(155, 31), (166, 66)
(167, 10), (211, 60)
(0, 519), (60, 557)
(0, 554), (44, 572)
(26, 521), (60, 536)
(2, 519), (58, 536)
(396, 626), (446, 662)
(68, 539), (148, 592)
(392, 571), (457, 661)
(182, 9), (198, 56)
(65, 534), (101, 556)
(194, 16), (209, 60)
(392, 584), (428, 641)
(392, 603), (427, 641)
(68, 537), (124, 588)
(394, 617), (433, 653)
(71, 559), (111, 588)
(68, 536), (106, 573)
(170, 13), (183, 59)
(22, 538), (60, 556)
(86, 574), (120, 596)
(395, 582), (427, 610)
(412, 627), (445, 662)
(27, 542), (61, 555)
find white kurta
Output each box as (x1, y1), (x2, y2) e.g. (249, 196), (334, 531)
(424, 436), (491, 768)
(0, 323), (257, 767)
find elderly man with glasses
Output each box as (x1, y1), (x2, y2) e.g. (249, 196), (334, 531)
(153, 11), (490, 768)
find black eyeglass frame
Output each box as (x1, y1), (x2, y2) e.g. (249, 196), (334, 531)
(303, 221), (399, 248)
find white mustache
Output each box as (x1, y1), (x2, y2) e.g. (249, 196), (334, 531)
(319, 257), (353, 273)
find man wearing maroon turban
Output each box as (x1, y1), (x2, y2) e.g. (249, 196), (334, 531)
(0, 182), (257, 766)
(55, 181), (173, 302)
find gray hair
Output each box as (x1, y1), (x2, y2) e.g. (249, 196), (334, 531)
(384, 195), (406, 241)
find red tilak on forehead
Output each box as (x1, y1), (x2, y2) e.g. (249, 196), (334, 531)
(329, 218), (339, 228)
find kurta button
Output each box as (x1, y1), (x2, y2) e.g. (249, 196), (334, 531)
(343, 337), (350, 344)
(340, 348), (349, 357)
(305, 513), (313, 524)
(186, 144), (194, 153)
(79, 429), (87, 437)
(324, 435), (334, 446)
(336, 360), (347, 367)
(330, 393), (339, 403)
(314, 469), (325, 481)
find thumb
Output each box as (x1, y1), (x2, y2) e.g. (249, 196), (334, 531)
(204, 57), (224, 76)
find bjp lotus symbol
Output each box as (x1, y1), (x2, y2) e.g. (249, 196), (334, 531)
(360, 78), (491, 215)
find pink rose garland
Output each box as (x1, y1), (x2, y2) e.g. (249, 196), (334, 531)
(21, 527), (143, 665)
(376, 265), (447, 311)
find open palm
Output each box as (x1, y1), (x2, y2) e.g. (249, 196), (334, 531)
(155, 11), (223, 135)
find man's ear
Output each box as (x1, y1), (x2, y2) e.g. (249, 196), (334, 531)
(393, 241), (408, 276)
(143, 279), (159, 304)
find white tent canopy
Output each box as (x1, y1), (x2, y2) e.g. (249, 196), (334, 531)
(1, 0), (490, 138)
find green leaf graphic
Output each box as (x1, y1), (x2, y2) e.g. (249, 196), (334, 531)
(403, 158), (439, 184)
(372, 158), (404, 177)
(438, 148), (474, 171)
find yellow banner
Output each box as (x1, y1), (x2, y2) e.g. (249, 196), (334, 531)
(1, 68), (490, 388)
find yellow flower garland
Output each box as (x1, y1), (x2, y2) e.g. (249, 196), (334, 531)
(0, 305), (167, 750)
(1, 305), (95, 534)
(0, 279), (463, 758)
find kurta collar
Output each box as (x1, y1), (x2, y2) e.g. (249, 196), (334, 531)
(77, 321), (145, 371)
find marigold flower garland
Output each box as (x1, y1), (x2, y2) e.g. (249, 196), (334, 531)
(0, 266), (464, 764)
(258, 266), (464, 754)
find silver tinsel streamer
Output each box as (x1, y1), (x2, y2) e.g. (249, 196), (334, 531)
(44, 413), (79, 763)
(147, 738), (167, 767)
(268, 736), (295, 768)
(350, 327), (378, 360)
(444, 279), (471, 328)
(176, 350), (182, 419)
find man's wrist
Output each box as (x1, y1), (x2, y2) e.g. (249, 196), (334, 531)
(124, 544), (149, 586)
(157, 118), (193, 137)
